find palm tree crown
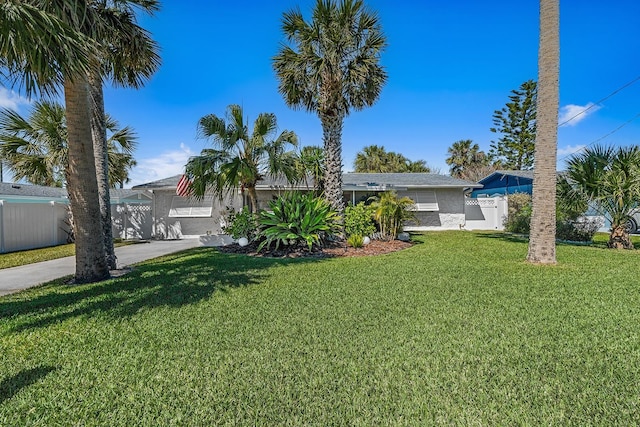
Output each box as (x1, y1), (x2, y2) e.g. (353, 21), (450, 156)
(186, 104), (299, 213)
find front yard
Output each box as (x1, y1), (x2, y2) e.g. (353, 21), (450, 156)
(1, 231), (639, 425)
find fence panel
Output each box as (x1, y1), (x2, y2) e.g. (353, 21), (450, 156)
(464, 197), (508, 230)
(0, 201), (69, 253)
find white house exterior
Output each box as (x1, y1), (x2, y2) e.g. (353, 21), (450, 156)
(132, 173), (482, 238)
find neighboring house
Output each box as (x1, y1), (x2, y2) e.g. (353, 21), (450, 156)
(132, 173), (482, 238)
(0, 182), (152, 253)
(470, 170), (534, 198)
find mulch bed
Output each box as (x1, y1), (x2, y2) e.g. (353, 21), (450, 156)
(218, 238), (413, 258)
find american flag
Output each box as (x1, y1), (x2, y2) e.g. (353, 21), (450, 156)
(176, 174), (192, 197)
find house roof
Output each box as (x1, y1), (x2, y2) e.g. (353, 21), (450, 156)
(478, 170), (534, 184)
(132, 173), (482, 191)
(0, 182), (150, 203)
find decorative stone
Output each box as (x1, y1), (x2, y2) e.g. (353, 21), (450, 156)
(238, 237), (249, 247)
(397, 232), (411, 242)
(363, 236), (371, 245)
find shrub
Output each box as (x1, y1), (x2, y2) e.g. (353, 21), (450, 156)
(257, 191), (341, 252)
(222, 207), (258, 240)
(369, 191), (417, 240)
(344, 202), (376, 238)
(556, 217), (602, 242)
(347, 234), (364, 248)
(504, 193), (532, 234)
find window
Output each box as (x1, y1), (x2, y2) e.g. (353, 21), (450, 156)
(398, 190), (439, 211)
(168, 196), (214, 218)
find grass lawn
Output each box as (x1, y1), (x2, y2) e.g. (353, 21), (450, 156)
(1, 231), (640, 425)
(0, 240), (138, 270)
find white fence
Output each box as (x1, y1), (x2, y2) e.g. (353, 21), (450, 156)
(0, 200), (70, 253)
(0, 200), (152, 254)
(464, 196), (508, 230)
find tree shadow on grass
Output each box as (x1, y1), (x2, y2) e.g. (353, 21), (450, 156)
(0, 366), (57, 404)
(0, 248), (316, 332)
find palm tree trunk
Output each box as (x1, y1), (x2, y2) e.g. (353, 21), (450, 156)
(609, 224), (633, 249)
(246, 185), (259, 214)
(64, 76), (110, 283)
(89, 71), (117, 269)
(527, 0), (559, 264)
(320, 113), (345, 217)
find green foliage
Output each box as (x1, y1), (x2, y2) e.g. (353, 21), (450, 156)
(489, 80), (537, 170)
(257, 191), (340, 252)
(505, 191), (600, 242)
(222, 207), (258, 240)
(566, 144), (640, 249)
(504, 193), (532, 234)
(344, 202), (376, 238)
(346, 234), (364, 248)
(446, 139), (490, 178)
(353, 144), (430, 173)
(369, 191), (417, 240)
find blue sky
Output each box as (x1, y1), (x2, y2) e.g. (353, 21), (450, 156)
(2, 0), (640, 187)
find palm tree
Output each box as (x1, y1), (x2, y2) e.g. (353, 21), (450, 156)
(296, 145), (325, 193)
(565, 145), (640, 249)
(0, 1), (113, 282)
(527, 0), (559, 264)
(446, 139), (487, 178)
(88, 0), (160, 269)
(0, 100), (138, 188)
(185, 104), (299, 214)
(273, 0), (387, 216)
(354, 145), (430, 173)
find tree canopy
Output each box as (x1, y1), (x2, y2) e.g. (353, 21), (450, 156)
(354, 145), (430, 173)
(489, 80), (537, 170)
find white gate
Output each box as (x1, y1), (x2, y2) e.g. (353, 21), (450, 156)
(464, 197), (508, 230)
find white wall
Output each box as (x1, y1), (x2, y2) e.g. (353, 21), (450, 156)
(463, 196), (508, 231)
(401, 188), (467, 231)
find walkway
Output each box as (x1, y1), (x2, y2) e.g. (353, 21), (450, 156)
(0, 239), (203, 297)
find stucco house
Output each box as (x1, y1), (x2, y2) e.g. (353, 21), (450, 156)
(132, 173), (481, 239)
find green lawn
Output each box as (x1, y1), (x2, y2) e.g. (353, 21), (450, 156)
(1, 231), (640, 425)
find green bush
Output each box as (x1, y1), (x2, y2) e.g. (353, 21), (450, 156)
(369, 191), (417, 240)
(346, 234), (364, 248)
(222, 207), (258, 240)
(504, 193), (532, 234)
(556, 218), (602, 242)
(257, 191), (341, 252)
(344, 202), (376, 238)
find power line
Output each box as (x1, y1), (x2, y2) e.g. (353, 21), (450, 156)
(558, 75), (640, 127)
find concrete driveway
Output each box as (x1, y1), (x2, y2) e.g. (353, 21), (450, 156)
(0, 239), (202, 297)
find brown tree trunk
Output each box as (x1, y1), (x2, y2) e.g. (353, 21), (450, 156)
(246, 185), (259, 214)
(527, 0), (559, 264)
(320, 112), (345, 217)
(64, 76), (110, 283)
(609, 225), (634, 249)
(89, 71), (117, 269)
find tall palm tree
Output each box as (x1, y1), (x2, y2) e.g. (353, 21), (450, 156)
(88, 0), (160, 269)
(273, 0), (387, 216)
(565, 145), (640, 249)
(186, 104), (299, 214)
(527, 0), (559, 264)
(354, 145), (387, 172)
(0, 1), (112, 282)
(0, 100), (138, 187)
(446, 139), (487, 178)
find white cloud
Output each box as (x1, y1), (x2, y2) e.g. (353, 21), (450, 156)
(127, 143), (195, 187)
(0, 87), (30, 110)
(557, 144), (586, 159)
(558, 102), (601, 126)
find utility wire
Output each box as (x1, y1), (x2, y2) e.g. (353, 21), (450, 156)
(558, 75), (640, 127)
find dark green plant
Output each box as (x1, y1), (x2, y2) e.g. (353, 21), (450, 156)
(344, 202), (376, 238)
(222, 207), (258, 240)
(556, 218), (601, 242)
(369, 191), (417, 240)
(504, 193), (532, 234)
(257, 191), (341, 252)
(346, 234), (364, 248)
